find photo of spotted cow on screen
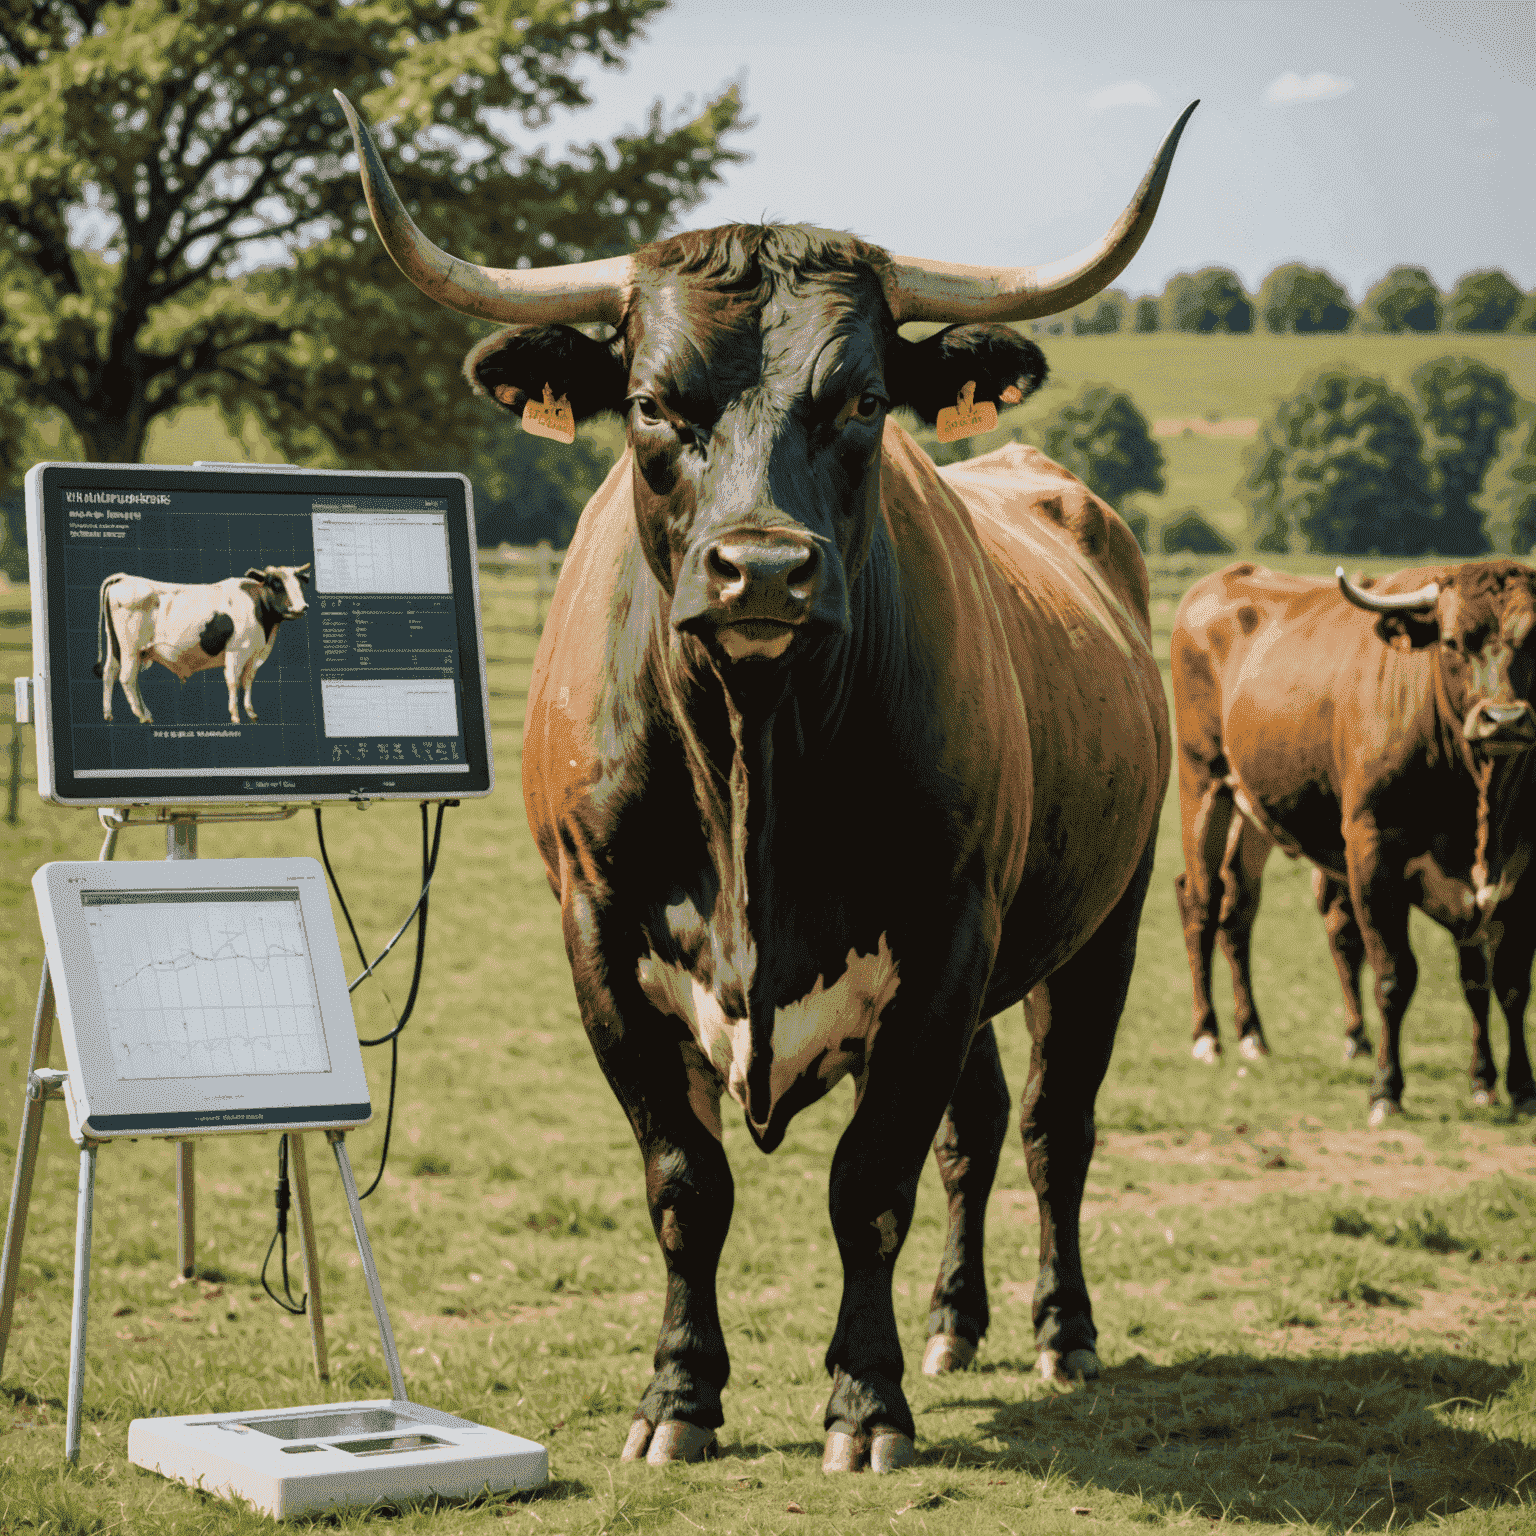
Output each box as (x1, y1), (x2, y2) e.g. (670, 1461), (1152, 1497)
(93, 563), (311, 725)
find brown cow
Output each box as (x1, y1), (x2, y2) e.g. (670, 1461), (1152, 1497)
(340, 92), (1188, 1471)
(1172, 560), (1536, 1123)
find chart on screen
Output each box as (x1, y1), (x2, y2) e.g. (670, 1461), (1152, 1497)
(82, 888), (333, 1082)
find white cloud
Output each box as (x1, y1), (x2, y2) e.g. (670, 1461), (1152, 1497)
(1264, 71), (1356, 104)
(1467, 110), (1496, 130)
(1087, 80), (1162, 112)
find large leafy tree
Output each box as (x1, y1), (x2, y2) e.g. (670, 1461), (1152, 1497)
(1247, 366), (1434, 555)
(1038, 384), (1164, 508)
(1356, 266), (1441, 333)
(0, 0), (747, 472)
(1409, 356), (1516, 556)
(1160, 267), (1252, 334)
(1256, 263), (1353, 334)
(1446, 269), (1522, 333)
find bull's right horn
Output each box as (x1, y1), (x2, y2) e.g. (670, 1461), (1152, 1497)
(334, 91), (631, 326)
(1336, 567), (1440, 613)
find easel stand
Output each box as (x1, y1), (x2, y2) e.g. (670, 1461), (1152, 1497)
(93, 805), (329, 1380)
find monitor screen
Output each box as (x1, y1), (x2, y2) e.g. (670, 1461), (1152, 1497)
(26, 462), (493, 805)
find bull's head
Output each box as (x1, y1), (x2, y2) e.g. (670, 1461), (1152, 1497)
(1338, 564), (1536, 753)
(245, 562), (312, 619)
(335, 91), (1194, 670)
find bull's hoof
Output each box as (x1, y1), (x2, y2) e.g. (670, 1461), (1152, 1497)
(620, 1417), (718, 1465)
(1038, 1348), (1100, 1385)
(1471, 1086), (1497, 1109)
(1512, 1093), (1536, 1118)
(822, 1425), (914, 1473)
(920, 1333), (976, 1375)
(1192, 1035), (1221, 1065)
(1238, 1033), (1269, 1062)
(1343, 1031), (1372, 1062)
(1367, 1098), (1400, 1128)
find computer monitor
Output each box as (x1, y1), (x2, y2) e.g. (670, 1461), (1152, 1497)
(25, 462), (493, 805)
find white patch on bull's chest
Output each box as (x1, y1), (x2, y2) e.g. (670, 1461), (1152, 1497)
(636, 935), (900, 1123)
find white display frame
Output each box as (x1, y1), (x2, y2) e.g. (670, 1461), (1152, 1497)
(32, 858), (371, 1139)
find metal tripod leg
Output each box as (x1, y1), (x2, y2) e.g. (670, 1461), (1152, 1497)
(286, 1134), (329, 1381)
(327, 1132), (406, 1402)
(166, 817), (197, 1278)
(64, 1141), (98, 1464)
(0, 965), (58, 1380)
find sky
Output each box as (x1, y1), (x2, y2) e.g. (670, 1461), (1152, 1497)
(512, 0), (1535, 303)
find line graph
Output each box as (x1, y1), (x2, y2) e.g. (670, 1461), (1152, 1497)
(83, 892), (333, 1081)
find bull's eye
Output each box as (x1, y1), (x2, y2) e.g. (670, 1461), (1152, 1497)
(853, 392), (884, 420)
(630, 395), (664, 426)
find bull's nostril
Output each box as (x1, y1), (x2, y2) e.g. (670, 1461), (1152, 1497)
(786, 549), (819, 595)
(707, 547), (738, 583)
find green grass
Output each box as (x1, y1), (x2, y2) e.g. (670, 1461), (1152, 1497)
(2, 549), (1535, 1531)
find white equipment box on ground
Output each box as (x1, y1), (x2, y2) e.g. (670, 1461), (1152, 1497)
(129, 1399), (547, 1519)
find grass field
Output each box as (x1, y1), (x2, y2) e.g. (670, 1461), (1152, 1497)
(0, 543), (1532, 1536)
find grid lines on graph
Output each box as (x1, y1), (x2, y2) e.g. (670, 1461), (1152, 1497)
(83, 893), (333, 1081)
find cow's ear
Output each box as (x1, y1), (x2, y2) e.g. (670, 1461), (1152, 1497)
(1374, 613), (1440, 651)
(463, 324), (628, 420)
(886, 324), (1048, 426)
(243, 567), (267, 582)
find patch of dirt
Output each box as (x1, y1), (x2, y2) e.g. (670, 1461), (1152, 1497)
(993, 1123), (1536, 1217)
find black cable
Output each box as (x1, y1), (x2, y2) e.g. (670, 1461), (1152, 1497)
(260, 1134), (307, 1315)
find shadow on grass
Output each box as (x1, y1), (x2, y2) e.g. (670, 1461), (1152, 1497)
(922, 1350), (1533, 1528)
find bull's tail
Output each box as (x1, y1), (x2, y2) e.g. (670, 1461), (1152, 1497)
(94, 574), (126, 678)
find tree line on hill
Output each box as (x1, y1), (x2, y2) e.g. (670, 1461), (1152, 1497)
(918, 354), (1535, 561)
(1050, 265), (1533, 339)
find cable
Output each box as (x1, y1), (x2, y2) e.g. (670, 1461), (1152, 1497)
(260, 1134), (307, 1315)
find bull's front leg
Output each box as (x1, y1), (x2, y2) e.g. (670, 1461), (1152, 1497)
(1490, 885), (1536, 1113)
(922, 1019), (1009, 1375)
(1346, 820), (1418, 1125)
(1458, 942), (1497, 1105)
(564, 891), (733, 1464)
(823, 908), (990, 1473)
(1314, 870), (1372, 1061)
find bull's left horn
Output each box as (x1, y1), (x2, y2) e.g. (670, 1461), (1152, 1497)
(334, 91), (631, 326)
(1336, 567), (1440, 614)
(885, 101), (1199, 324)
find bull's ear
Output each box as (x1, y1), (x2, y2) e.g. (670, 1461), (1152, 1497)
(1374, 613), (1440, 651)
(463, 324), (628, 420)
(297, 567), (311, 585)
(887, 324), (1049, 426)
(243, 567), (267, 582)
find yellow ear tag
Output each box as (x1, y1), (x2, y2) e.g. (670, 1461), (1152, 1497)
(935, 381), (999, 443)
(521, 383), (576, 444)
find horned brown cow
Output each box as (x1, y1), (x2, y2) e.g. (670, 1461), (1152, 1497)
(339, 92), (1190, 1472)
(1172, 560), (1536, 1123)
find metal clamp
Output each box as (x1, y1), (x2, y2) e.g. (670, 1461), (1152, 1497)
(27, 1069), (69, 1103)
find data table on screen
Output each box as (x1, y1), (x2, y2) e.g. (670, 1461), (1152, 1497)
(82, 890), (332, 1082)
(320, 678), (460, 739)
(310, 511), (452, 594)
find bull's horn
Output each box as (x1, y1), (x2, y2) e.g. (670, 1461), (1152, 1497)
(885, 101), (1199, 324)
(1336, 566), (1440, 613)
(334, 91), (631, 326)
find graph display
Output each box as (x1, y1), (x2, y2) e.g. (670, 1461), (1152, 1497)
(82, 889), (332, 1082)
(311, 509), (453, 594)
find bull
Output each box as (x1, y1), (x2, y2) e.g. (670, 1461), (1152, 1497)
(94, 564), (311, 725)
(339, 92), (1191, 1470)
(1172, 560), (1536, 1123)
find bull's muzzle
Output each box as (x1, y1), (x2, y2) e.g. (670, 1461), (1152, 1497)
(1465, 699), (1536, 751)
(672, 531), (832, 661)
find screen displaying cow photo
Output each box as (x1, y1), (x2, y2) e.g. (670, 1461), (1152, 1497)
(26, 463), (493, 804)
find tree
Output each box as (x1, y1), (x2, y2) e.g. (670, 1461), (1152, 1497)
(1132, 297), (1159, 333)
(1446, 269), (1523, 333)
(456, 418), (618, 547)
(1504, 419), (1536, 556)
(1038, 384), (1164, 508)
(1257, 263), (1354, 334)
(0, 1), (748, 475)
(1072, 291), (1126, 335)
(1357, 266), (1442, 333)
(1161, 267), (1252, 334)
(1161, 510), (1233, 555)
(1512, 292), (1536, 334)
(1409, 356), (1516, 555)
(1246, 366), (1434, 555)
